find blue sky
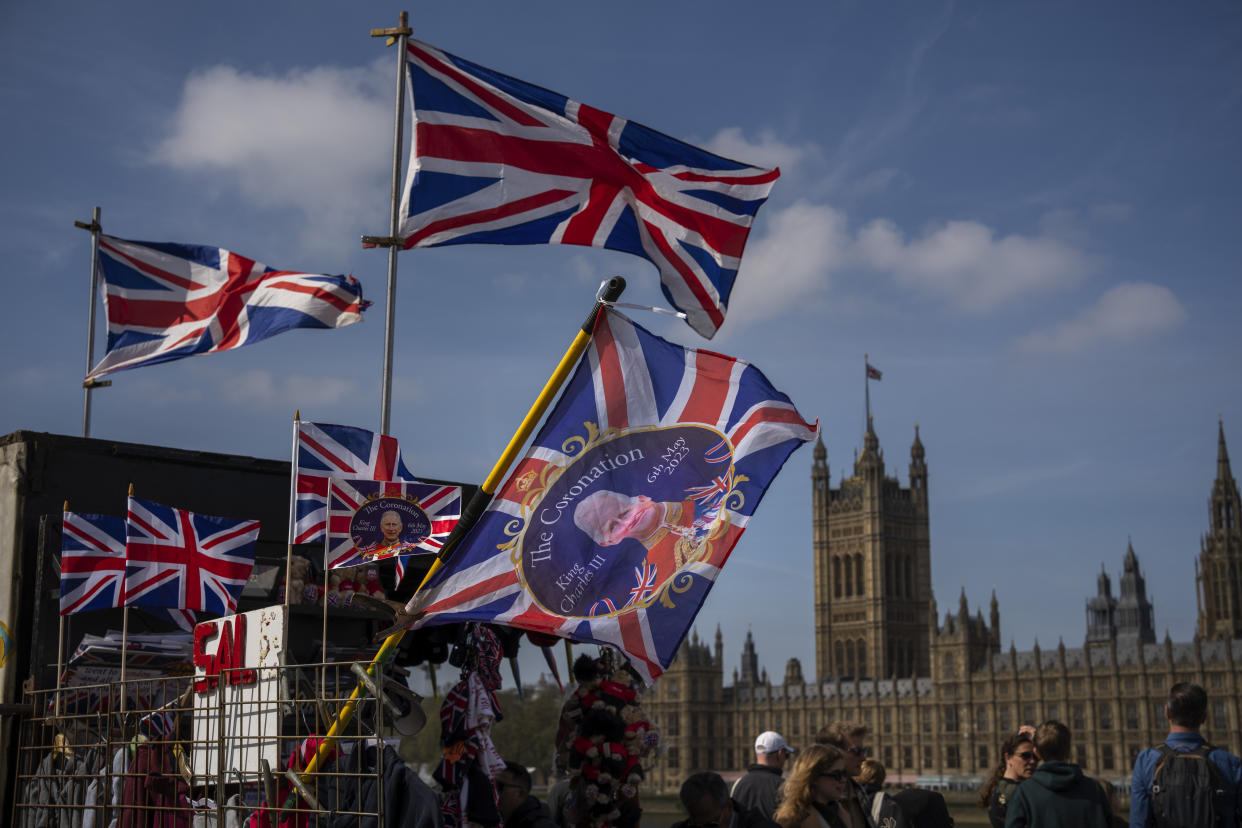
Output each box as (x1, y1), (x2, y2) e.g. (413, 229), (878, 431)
(2, 1), (1240, 686)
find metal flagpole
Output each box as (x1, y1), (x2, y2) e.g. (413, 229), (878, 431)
(362, 11), (412, 437)
(283, 278), (627, 804)
(76, 207), (111, 436)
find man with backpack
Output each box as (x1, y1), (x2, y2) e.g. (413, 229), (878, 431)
(1130, 681), (1242, 827)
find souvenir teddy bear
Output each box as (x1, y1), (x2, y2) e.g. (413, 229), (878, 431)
(363, 564), (386, 599)
(283, 556), (311, 605)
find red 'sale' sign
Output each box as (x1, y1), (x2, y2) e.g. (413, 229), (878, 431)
(193, 614), (257, 692)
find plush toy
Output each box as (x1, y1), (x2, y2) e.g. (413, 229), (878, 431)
(364, 565), (386, 599)
(337, 567), (358, 601)
(284, 556), (311, 605)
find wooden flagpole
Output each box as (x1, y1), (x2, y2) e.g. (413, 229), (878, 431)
(282, 277), (627, 804)
(120, 484), (133, 719)
(54, 505), (69, 720)
(76, 206), (111, 436)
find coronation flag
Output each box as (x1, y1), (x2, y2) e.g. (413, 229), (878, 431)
(405, 309), (816, 682)
(398, 40), (780, 340)
(124, 497), (260, 615)
(295, 422), (415, 545)
(86, 235), (368, 380)
(60, 512), (126, 615)
(326, 478), (461, 571)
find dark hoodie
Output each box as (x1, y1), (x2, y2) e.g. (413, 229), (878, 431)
(1004, 761), (1112, 828)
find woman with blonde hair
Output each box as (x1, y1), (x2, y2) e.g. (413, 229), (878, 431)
(774, 744), (850, 828)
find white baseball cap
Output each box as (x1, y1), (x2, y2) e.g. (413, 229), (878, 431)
(755, 731), (794, 754)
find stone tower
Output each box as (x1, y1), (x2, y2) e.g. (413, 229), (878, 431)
(1116, 541), (1156, 647)
(812, 419), (931, 682)
(1085, 564), (1117, 647)
(1197, 419), (1242, 639)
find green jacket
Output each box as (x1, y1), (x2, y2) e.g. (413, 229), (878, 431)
(1004, 761), (1112, 828)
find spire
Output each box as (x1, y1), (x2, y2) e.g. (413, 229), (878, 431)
(911, 423), (925, 461)
(1219, 416), (1233, 483)
(1124, 538), (1139, 573)
(958, 586), (969, 618)
(814, 433), (827, 463)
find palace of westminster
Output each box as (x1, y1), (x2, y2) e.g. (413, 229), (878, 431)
(643, 418), (1242, 790)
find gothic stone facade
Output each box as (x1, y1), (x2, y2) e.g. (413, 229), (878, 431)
(643, 420), (1242, 792)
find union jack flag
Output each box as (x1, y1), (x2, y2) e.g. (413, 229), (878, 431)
(60, 512), (126, 615)
(405, 309), (816, 682)
(325, 478), (461, 570)
(124, 497), (260, 614)
(86, 235), (368, 380)
(294, 421), (415, 544)
(398, 40), (780, 340)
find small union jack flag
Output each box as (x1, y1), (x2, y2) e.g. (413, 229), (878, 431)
(60, 512), (126, 615)
(86, 236), (368, 380)
(399, 40), (780, 340)
(326, 478), (461, 570)
(627, 562), (658, 607)
(124, 497), (260, 614)
(686, 474), (732, 504)
(295, 421), (415, 545)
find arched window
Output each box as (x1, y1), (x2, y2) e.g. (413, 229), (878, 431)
(843, 558), (852, 597)
(904, 556), (914, 598)
(855, 554), (864, 597)
(846, 640), (856, 677)
(832, 557), (842, 598)
(835, 641), (844, 674)
(858, 639), (867, 678)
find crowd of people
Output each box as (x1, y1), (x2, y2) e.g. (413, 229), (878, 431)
(665, 681), (1242, 828)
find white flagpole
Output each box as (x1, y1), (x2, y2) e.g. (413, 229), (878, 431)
(363, 11), (412, 436)
(76, 206), (110, 436)
(864, 352), (871, 428)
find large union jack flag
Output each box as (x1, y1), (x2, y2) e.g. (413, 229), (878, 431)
(86, 235), (368, 380)
(295, 422), (415, 545)
(398, 40), (780, 340)
(405, 309), (816, 682)
(124, 497), (260, 614)
(60, 511), (127, 615)
(326, 478), (461, 571)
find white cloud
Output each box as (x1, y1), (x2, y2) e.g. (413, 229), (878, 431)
(726, 201), (850, 328)
(854, 218), (1093, 311)
(1017, 282), (1187, 355)
(219, 370), (357, 407)
(154, 62), (392, 245)
(703, 127), (818, 174)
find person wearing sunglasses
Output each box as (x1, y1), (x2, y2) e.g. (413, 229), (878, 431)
(774, 744), (851, 828)
(977, 731), (1038, 828)
(814, 722), (908, 827)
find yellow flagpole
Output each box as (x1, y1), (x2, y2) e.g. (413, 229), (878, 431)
(283, 278), (625, 803)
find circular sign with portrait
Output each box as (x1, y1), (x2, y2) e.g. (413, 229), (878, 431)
(349, 497), (432, 559)
(516, 424), (734, 619)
